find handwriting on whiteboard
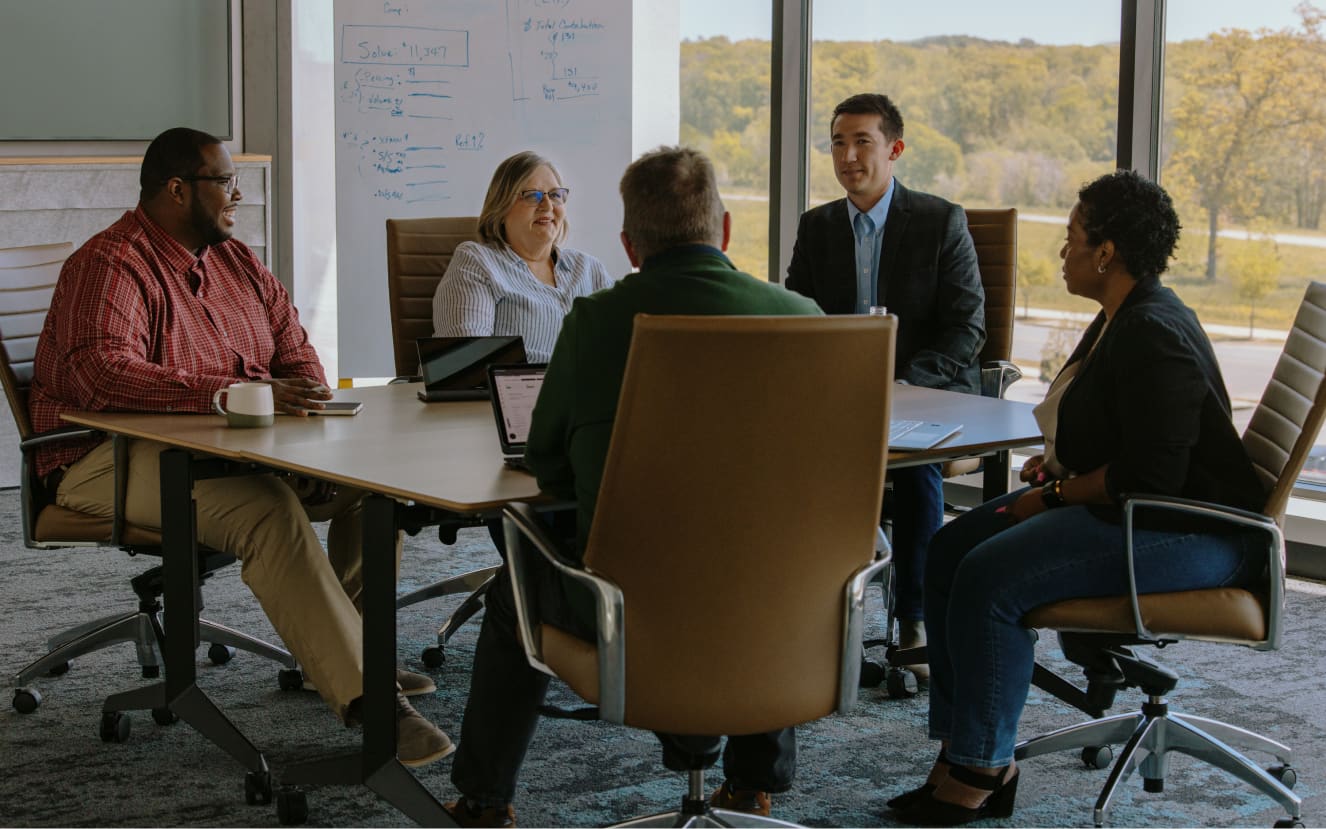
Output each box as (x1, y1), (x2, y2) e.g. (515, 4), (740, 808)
(337, 2), (607, 204)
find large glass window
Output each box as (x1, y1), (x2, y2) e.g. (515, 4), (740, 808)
(680, 0), (773, 280)
(1162, 0), (1326, 485)
(808, 1), (1121, 405)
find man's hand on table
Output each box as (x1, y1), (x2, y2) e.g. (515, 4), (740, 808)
(260, 377), (333, 415)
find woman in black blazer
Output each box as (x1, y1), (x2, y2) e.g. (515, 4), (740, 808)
(890, 170), (1268, 826)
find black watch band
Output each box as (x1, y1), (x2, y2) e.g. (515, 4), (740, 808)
(1040, 479), (1067, 509)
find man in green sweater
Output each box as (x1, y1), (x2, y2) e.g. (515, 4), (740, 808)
(445, 146), (822, 827)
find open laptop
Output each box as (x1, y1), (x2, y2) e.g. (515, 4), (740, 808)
(415, 336), (527, 402)
(487, 363), (548, 470)
(889, 418), (963, 451)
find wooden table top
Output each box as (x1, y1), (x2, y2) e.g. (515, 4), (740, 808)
(63, 382), (1041, 511)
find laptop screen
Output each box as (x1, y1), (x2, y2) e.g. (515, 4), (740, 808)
(416, 336), (526, 391)
(488, 364), (547, 455)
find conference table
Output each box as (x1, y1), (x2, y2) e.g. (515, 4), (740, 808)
(63, 381), (1040, 826)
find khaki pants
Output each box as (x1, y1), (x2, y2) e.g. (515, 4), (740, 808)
(55, 439), (402, 719)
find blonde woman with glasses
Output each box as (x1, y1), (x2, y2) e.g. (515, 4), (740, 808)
(432, 151), (614, 362)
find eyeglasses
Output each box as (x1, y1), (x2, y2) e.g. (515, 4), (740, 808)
(176, 173), (239, 194)
(517, 188), (569, 205)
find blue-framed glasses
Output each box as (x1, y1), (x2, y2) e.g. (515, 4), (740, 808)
(517, 188), (569, 205)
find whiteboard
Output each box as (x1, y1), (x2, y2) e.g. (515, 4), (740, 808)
(0, 0), (230, 140)
(333, 0), (633, 378)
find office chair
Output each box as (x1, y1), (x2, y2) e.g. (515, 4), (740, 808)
(1, 242), (297, 737)
(863, 207), (1022, 697)
(503, 314), (896, 826)
(1011, 280), (1326, 828)
(383, 216), (502, 668)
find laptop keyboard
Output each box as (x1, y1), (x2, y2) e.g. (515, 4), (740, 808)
(889, 419), (923, 441)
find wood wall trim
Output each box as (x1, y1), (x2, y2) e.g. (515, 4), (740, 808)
(0, 154), (272, 166)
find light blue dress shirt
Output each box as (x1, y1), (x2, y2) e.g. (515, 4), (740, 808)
(846, 178), (895, 313)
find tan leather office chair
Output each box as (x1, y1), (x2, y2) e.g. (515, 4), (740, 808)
(503, 314), (896, 826)
(383, 216), (503, 668)
(949, 207), (1021, 474)
(0, 242), (296, 733)
(1013, 281), (1326, 828)
(865, 208), (1021, 697)
(384, 215), (480, 377)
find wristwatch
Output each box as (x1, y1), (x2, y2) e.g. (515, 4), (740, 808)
(1040, 479), (1067, 509)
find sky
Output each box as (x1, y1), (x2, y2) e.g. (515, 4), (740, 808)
(679, 0), (1309, 45)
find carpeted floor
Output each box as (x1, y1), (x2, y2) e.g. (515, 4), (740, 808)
(0, 486), (1320, 828)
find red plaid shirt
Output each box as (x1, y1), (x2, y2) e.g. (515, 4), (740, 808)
(31, 207), (326, 478)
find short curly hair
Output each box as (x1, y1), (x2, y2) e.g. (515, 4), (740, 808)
(1077, 170), (1181, 281)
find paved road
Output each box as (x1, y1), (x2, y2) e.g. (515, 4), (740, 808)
(1021, 212), (1326, 250)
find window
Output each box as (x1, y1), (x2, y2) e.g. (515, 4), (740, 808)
(1161, 0), (1326, 485)
(680, 0), (773, 280)
(808, 1), (1121, 405)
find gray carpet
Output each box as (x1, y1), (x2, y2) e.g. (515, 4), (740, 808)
(0, 485), (1320, 828)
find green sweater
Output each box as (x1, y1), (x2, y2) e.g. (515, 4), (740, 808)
(526, 245), (823, 562)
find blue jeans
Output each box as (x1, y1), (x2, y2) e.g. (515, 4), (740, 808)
(925, 487), (1264, 768)
(888, 463), (944, 622)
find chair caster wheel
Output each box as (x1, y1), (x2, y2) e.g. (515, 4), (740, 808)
(859, 659), (886, 688)
(208, 643), (236, 665)
(245, 770), (273, 805)
(13, 687), (42, 714)
(1081, 745), (1112, 769)
(277, 669), (305, 692)
(100, 710), (130, 743)
(1267, 764), (1296, 789)
(885, 667), (917, 699)
(1272, 819), (1304, 828)
(277, 787), (308, 824)
(1143, 777), (1163, 793)
(46, 660), (71, 677)
(152, 706), (178, 726)
(141, 665), (160, 679)
(421, 645), (445, 669)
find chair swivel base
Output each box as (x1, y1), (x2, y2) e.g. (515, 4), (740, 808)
(1015, 695), (1301, 827)
(398, 567), (498, 668)
(12, 602), (297, 712)
(612, 769), (800, 829)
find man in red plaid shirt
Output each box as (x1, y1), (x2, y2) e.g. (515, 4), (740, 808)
(30, 127), (452, 766)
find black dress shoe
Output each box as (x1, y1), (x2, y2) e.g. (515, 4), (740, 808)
(900, 763), (1018, 827)
(885, 748), (950, 812)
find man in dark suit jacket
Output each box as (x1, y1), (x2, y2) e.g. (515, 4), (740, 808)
(786, 93), (985, 682)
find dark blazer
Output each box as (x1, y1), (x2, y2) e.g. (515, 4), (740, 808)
(785, 180), (985, 393)
(1055, 277), (1265, 513)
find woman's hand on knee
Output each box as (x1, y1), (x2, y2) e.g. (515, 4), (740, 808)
(1004, 488), (1048, 524)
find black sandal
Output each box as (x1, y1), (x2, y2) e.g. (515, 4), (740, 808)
(900, 762), (1018, 827)
(885, 747), (950, 812)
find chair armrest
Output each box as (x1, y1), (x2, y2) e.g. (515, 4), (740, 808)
(980, 360), (1023, 399)
(839, 547), (891, 714)
(19, 424), (100, 451)
(17, 425), (103, 549)
(502, 502), (628, 723)
(1121, 494), (1283, 647)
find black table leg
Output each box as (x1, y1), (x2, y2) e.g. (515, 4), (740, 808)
(280, 494), (456, 826)
(983, 448), (1013, 501)
(104, 448), (270, 791)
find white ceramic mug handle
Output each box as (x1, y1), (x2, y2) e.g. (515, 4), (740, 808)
(212, 388), (228, 416)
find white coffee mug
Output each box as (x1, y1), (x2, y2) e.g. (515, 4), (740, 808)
(212, 382), (275, 428)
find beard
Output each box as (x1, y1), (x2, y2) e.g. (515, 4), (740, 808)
(189, 194), (233, 247)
